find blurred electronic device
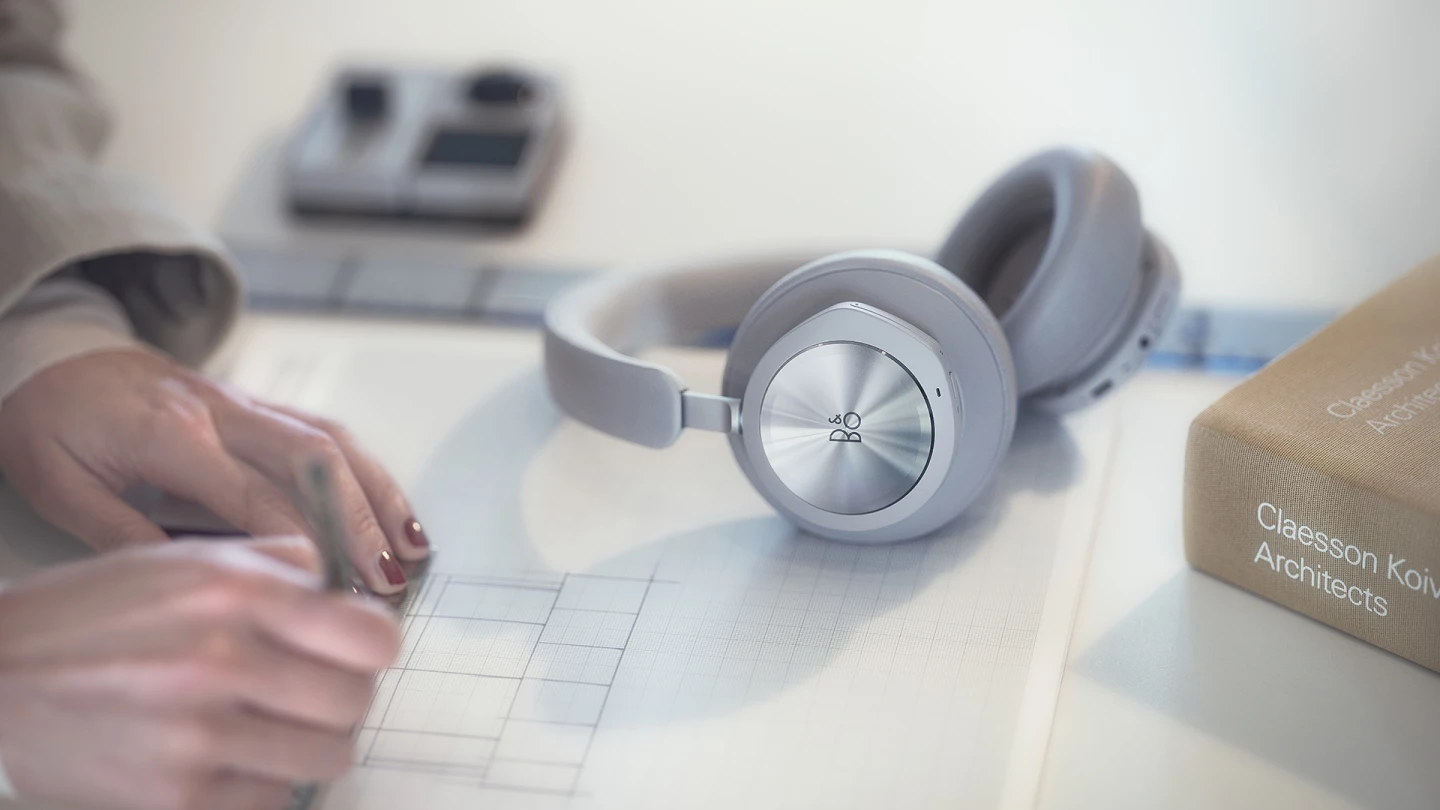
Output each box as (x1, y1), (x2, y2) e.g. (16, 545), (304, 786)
(284, 65), (563, 225)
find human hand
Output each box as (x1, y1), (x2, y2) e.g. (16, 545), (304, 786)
(0, 535), (400, 810)
(0, 348), (429, 594)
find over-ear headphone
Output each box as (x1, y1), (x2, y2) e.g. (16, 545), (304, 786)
(542, 147), (1180, 543)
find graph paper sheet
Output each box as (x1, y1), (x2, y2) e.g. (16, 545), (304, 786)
(221, 320), (1117, 810)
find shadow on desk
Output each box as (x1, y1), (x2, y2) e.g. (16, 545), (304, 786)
(1075, 570), (1440, 809)
(410, 370), (1085, 726)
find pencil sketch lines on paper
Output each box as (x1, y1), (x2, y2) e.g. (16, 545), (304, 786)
(357, 570), (657, 796)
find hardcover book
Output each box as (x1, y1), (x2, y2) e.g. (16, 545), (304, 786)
(1185, 256), (1440, 673)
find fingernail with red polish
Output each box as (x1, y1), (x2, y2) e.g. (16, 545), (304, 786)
(378, 550), (406, 586)
(404, 518), (429, 550)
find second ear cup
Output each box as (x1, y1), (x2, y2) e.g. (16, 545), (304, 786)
(721, 249), (1019, 543)
(935, 148), (1146, 398)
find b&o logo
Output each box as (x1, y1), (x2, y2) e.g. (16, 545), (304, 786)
(828, 412), (862, 443)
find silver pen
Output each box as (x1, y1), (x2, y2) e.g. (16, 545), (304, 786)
(289, 460), (373, 810)
(291, 463), (433, 809)
(302, 459), (369, 596)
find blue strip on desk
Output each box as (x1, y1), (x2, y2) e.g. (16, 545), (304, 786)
(228, 242), (1336, 373)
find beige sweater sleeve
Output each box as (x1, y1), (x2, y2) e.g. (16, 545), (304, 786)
(0, 0), (242, 369)
(0, 273), (142, 402)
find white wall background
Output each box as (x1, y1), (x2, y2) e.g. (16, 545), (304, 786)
(65, 1), (1440, 309)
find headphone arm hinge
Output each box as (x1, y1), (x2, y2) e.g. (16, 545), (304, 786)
(681, 391), (740, 435)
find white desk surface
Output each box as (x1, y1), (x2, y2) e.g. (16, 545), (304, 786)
(3, 315), (1436, 809)
(62, 0), (1440, 311)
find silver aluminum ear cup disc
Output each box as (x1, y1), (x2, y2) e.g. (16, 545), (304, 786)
(726, 254), (1017, 543)
(759, 342), (934, 515)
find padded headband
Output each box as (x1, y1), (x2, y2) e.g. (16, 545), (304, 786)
(544, 254), (819, 448)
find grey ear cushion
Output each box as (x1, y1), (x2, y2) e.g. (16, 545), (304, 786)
(721, 249), (1019, 540)
(934, 148), (1145, 396)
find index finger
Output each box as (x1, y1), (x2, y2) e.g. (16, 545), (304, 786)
(266, 403), (429, 563)
(210, 403), (408, 596)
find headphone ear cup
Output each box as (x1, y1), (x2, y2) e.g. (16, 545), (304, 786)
(935, 148), (1146, 398)
(722, 249), (1019, 542)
